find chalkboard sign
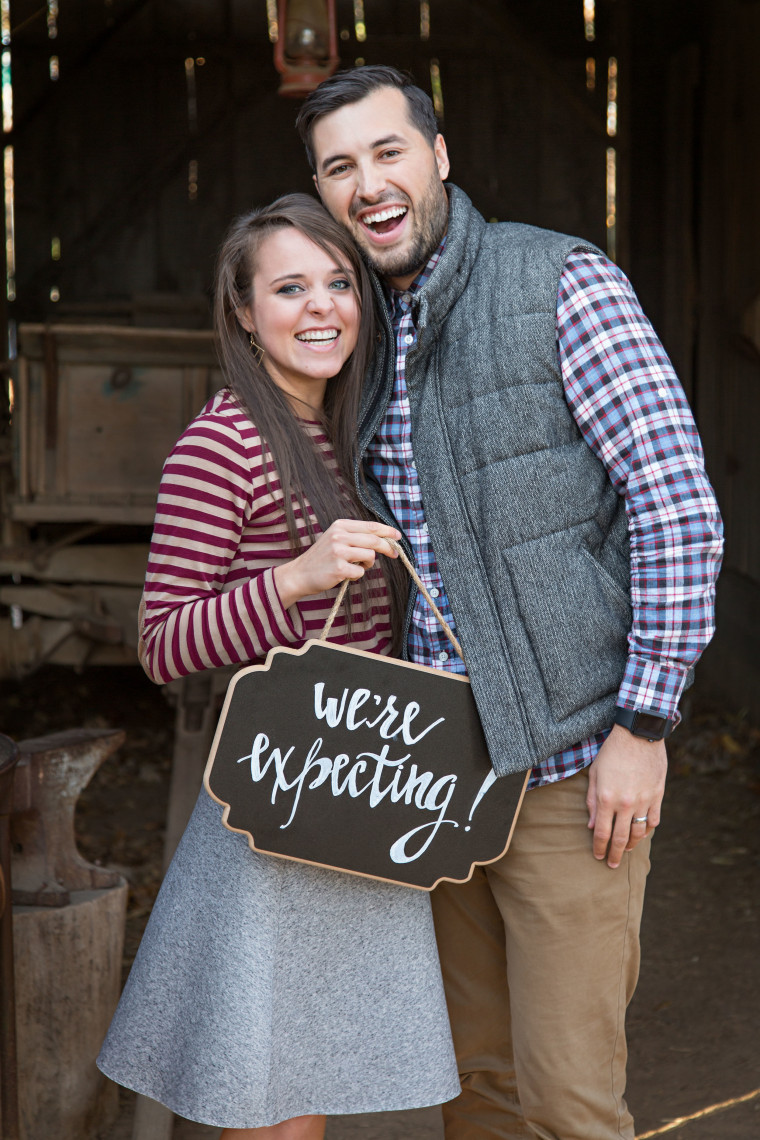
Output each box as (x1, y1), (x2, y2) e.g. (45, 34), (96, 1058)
(204, 641), (528, 890)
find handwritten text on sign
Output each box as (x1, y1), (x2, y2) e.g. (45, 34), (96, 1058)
(205, 641), (527, 889)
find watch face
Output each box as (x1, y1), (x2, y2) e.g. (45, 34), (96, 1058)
(634, 712), (669, 740)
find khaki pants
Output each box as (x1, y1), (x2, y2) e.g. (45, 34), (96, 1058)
(431, 767), (651, 1140)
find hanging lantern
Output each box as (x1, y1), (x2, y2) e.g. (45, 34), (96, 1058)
(274, 0), (340, 98)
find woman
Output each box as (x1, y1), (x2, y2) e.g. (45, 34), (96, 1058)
(97, 195), (459, 1139)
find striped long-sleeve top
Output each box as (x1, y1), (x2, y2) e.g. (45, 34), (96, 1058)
(139, 389), (393, 684)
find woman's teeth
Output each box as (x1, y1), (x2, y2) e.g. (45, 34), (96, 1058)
(295, 329), (339, 342)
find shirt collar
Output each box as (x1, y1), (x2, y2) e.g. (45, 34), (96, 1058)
(386, 234), (448, 314)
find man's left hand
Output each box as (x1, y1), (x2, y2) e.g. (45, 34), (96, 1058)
(586, 724), (667, 869)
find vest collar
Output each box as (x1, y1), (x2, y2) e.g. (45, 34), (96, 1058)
(367, 183), (485, 340)
(412, 184), (485, 336)
(360, 184), (485, 445)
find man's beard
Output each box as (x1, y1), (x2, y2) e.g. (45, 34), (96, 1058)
(353, 178), (449, 281)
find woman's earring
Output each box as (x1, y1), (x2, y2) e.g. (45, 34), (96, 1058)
(249, 332), (264, 364)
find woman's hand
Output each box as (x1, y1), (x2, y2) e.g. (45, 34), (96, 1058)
(274, 519), (400, 609)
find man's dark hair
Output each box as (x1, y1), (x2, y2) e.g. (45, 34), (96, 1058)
(296, 65), (439, 171)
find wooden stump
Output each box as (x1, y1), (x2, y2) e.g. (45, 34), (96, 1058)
(9, 728), (129, 1140)
(13, 883), (128, 1140)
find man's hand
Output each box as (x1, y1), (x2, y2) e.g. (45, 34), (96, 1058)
(586, 724), (667, 869)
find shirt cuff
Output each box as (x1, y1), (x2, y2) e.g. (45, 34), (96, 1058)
(252, 567), (306, 645)
(616, 655), (688, 721)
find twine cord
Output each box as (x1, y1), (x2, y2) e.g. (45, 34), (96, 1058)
(318, 579), (350, 642)
(318, 538), (465, 664)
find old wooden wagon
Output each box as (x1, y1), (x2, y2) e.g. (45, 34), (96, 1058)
(0, 321), (222, 679)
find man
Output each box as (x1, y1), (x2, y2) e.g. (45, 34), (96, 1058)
(296, 66), (723, 1140)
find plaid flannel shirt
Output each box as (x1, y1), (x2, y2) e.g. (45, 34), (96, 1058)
(364, 244), (723, 787)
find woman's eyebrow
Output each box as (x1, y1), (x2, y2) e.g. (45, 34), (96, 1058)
(269, 266), (345, 285)
(269, 272), (306, 285)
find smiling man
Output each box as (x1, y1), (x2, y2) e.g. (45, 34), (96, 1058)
(296, 67), (723, 1140)
(304, 86), (450, 289)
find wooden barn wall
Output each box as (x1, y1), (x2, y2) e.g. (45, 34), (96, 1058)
(690, 1), (760, 714)
(10, 0), (612, 323)
(623, 0), (759, 718)
(7, 0), (758, 714)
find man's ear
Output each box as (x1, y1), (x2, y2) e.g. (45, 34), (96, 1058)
(313, 172), (322, 200)
(434, 134), (450, 182)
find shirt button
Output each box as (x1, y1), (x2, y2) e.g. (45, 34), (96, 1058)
(429, 587), (440, 598)
(421, 522), (429, 533)
(402, 292), (412, 303)
(410, 460), (416, 469)
(404, 333), (414, 345)
(438, 651), (449, 662)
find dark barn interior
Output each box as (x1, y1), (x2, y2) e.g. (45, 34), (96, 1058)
(2, 0), (758, 710)
(0, 2), (759, 1139)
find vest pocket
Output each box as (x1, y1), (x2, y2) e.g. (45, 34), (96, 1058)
(501, 533), (632, 723)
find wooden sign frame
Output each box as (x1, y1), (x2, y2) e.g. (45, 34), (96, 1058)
(204, 639), (529, 890)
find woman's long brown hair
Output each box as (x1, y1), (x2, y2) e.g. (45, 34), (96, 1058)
(213, 193), (406, 648)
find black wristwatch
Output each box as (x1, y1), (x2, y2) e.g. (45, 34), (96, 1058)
(613, 706), (676, 742)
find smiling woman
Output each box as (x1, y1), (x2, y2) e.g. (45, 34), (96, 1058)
(211, 196), (379, 563)
(238, 226), (360, 414)
(95, 194), (460, 1139)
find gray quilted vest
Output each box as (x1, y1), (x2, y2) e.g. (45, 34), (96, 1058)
(358, 185), (632, 777)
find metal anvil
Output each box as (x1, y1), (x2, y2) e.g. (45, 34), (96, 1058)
(11, 728), (125, 907)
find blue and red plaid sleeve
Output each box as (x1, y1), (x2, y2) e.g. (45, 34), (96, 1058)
(558, 252), (724, 720)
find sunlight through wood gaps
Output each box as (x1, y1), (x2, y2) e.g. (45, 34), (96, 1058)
(353, 0), (366, 42)
(47, 1), (58, 39)
(4, 143), (15, 300)
(430, 60), (443, 120)
(420, 1), (430, 41)
(606, 56), (618, 136)
(266, 0), (279, 42)
(1, 48), (11, 132)
(605, 146), (616, 261)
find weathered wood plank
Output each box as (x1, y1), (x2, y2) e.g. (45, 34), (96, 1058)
(0, 545), (148, 584)
(6, 501), (156, 524)
(17, 323), (220, 367)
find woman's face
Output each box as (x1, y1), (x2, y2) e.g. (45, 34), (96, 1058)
(242, 226), (360, 413)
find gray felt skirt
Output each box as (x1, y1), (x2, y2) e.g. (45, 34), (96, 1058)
(97, 789), (460, 1129)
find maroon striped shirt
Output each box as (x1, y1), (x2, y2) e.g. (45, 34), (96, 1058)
(139, 389), (393, 683)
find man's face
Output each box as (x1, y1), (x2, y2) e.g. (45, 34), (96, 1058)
(311, 86), (450, 290)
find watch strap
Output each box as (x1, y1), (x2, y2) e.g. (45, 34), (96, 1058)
(613, 706), (675, 741)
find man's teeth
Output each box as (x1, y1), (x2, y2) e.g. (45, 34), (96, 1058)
(296, 329), (339, 342)
(363, 206), (407, 226)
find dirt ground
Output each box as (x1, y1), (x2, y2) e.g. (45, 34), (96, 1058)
(2, 665), (759, 1140)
